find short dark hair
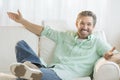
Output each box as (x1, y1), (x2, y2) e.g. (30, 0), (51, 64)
(76, 11), (97, 26)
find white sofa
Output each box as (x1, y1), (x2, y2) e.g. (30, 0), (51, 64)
(0, 26), (120, 80)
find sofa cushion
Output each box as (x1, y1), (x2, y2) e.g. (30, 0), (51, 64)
(39, 36), (56, 65)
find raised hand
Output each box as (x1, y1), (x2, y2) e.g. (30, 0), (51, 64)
(104, 47), (116, 60)
(7, 10), (43, 36)
(7, 10), (23, 23)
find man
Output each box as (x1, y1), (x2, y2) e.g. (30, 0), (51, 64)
(0, 10), (119, 80)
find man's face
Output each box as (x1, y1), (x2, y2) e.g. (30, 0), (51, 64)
(76, 16), (95, 39)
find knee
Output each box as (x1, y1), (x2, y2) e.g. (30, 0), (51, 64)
(16, 40), (26, 46)
(15, 40), (26, 50)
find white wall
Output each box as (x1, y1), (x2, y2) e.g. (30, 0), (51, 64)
(0, 0), (107, 28)
(103, 0), (120, 50)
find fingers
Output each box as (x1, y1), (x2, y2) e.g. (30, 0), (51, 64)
(7, 12), (17, 20)
(104, 47), (116, 60)
(108, 47), (116, 55)
(7, 10), (22, 22)
(7, 10), (21, 18)
(104, 53), (112, 60)
(17, 9), (22, 17)
(7, 12), (11, 17)
(110, 47), (116, 52)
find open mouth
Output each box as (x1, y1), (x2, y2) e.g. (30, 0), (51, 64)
(81, 29), (88, 34)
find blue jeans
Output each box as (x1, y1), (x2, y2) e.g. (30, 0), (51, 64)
(16, 40), (61, 80)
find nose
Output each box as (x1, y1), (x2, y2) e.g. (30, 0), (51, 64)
(83, 24), (88, 29)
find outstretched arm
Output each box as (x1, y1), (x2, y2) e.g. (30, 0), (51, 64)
(7, 10), (43, 36)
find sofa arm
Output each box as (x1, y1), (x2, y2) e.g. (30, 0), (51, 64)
(72, 77), (91, 80)
(93, 58), (120, 80)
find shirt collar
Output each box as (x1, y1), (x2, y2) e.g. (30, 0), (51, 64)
(74, 33), (94, 41)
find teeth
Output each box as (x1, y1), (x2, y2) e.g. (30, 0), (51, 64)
(82, 29), (87, 31)
(82, 30), (87, 32)
(81, 30), (88, 34)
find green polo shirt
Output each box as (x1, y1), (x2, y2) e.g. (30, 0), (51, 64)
(41, 26), (112, 80)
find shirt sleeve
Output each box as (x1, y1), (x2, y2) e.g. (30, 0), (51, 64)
(96, 38), (112, 56)
(40, 26), (64, 43)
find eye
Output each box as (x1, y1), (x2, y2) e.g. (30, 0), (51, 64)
(87, 23), (92, 26)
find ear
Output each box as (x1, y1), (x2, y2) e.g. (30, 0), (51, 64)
(92, 26), (95, 29)
(76, 21), (78, 28)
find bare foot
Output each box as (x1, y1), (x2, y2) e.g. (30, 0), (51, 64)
(0, 73), (16, 80)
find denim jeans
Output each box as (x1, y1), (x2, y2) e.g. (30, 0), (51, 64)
(16, 40), (61, 80)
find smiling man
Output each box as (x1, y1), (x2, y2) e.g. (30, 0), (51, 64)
(76, 11), (96, 39)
